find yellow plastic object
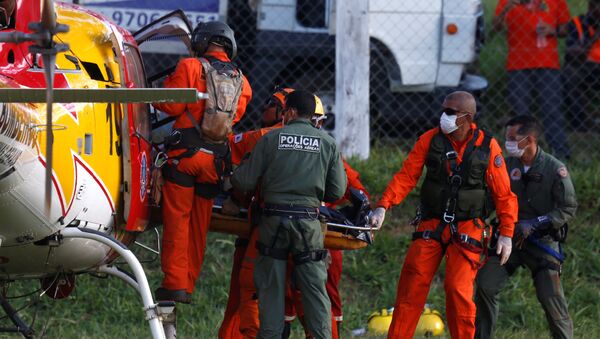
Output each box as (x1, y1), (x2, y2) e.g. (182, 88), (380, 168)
(313, 94), (325, 115)
(415, 306), (445, 336)
(367, 308), (393, 335)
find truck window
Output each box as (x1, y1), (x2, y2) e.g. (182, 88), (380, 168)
(296, 0), (326, 28)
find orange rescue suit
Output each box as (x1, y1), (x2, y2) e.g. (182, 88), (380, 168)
(153, 51), (252, 294)
(572, 16), (600, 63)
(377, 125), (517, 339)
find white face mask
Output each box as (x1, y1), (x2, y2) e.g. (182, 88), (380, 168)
(440, 112), (467, 134)
(505, 137), (527, 158)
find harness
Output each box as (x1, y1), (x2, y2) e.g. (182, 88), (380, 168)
(157, 56), (238, 198)
(256, 203), (328, 265)
(161, 127), (232, 198)
(412, 129), (492, 267)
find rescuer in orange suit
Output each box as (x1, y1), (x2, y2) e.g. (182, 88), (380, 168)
(152, 21), (252, 303)
(368, 91), (518, 339)
(218, 88), (292, 339)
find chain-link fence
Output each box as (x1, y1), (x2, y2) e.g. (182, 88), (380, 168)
(82, 0), (599, 160)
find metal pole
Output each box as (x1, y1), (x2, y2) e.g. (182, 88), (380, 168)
(97, 265), (140, 292)
(61, 228), (165, 339)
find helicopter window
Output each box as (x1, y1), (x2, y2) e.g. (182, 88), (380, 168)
(123, 43), (150, 142)
(84, 134), (93, 155)
(0, 0), (15, 30)
(80, 61), (106, 82)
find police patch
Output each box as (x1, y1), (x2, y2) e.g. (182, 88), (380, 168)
(278, 133), (321, 153)
(234, 133), (243, 144)
(510, 167), (521, 181)
(494, 155), (503, 168)
(557, 166), (568, 178)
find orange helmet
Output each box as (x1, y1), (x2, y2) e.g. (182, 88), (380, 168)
(267, 87), (295, 109)
(262, 86), (294, 127)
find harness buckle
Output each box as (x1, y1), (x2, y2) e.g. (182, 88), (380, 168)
(154, 152), (168, 168)
(459, 233), (469, 243)
(422, 230), (431, 240)
(449, 174), (462, 186)
(443, 212), (455, 223)
(445, 151), (458, 160)
(168, 129), (182, 146)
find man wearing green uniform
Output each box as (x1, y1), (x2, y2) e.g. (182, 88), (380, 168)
(475, 115), (577, 339)
(231, 90), (347, 339)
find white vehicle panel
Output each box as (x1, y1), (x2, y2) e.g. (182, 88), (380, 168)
(370, 12), (440, 85)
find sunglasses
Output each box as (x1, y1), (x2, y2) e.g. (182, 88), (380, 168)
(442, 108), (469, 116)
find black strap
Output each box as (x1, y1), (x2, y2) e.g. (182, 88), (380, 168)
(256, 241), (288, 260)
(440, 129), (481, 223)
(262, 204), (319, 219)
(162, 163), (195, 187)
(411, 222), (449, 252)
(194, 182), (220, 199)
(293, 249), (328, 265)
(530, 256), (562, 277)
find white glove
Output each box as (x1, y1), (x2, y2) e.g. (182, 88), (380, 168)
(496, 235), (513, 265)
(369, 207), (386, 228)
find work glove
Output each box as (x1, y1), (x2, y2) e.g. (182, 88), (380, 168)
(514, 215), (552, 249)
(369, 207), (386, 229)
(496, 235), (512, 265)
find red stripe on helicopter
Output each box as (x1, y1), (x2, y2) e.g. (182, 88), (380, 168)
(37, 155), (67, 216)
(71, 154), (115, 213)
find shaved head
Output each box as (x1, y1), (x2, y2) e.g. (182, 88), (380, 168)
(442, 91), (476, 116)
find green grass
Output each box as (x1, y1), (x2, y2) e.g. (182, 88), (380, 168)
(2, 146), (599, 338)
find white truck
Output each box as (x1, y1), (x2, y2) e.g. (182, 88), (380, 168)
(75, 0), (486, 132)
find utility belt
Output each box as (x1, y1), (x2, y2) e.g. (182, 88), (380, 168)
(412, 219), (486, 254)
(257, 203), (325, 265)
(262, 203), (320, 219)
(256, 242), (328, 265)
(161, 128), (232, 199)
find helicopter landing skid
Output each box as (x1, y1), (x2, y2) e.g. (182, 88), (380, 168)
(61, 227), (166, 339)
(0, 294), (35, 339)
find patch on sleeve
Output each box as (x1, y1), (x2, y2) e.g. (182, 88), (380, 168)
(278, 133), (321, 153)
(494, 154), (503, 168)
(510, 167), (521, 181)
(557, 166), (568, 178)
(234, 133), (243, 144)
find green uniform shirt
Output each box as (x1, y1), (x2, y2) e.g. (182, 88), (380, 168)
(231, 119), (347, 207)
(505, 147), (577, 229)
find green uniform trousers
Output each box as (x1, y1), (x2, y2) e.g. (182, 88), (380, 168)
(254, 214), (331, 339)
(475, 249), (573, 339)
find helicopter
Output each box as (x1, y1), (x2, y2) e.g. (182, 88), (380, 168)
(0, 0), (201, 337)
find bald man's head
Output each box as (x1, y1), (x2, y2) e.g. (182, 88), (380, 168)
(442, 91), (476, 116)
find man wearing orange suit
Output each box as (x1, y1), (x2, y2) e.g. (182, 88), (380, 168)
(369, 91), (518, 339)
(153, 21), (252, 303)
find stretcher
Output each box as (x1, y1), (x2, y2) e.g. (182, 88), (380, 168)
(209, 200), (379, 251)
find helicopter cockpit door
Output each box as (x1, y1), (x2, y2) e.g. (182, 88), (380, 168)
(109, 31), (152, 232)
(133, 9), (193, 58)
